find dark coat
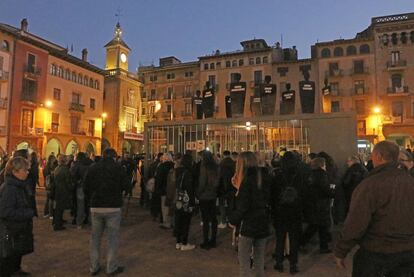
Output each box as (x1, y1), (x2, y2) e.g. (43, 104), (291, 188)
(217, 157), (235, 199)
(84, 158), (130, 208)
(197, 164), (219, 201)
(229, 168), (271, 239)
(51, 165), (73, 210)
(342, 163), (367, 207)
(175, 167), (196, 208)
(305, 168), (332, 226)
(0, 175), (34, 255)
(70, 158), (93, 189)
(155, 161), (174, 196)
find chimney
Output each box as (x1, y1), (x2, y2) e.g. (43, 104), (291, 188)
(81, 48), (88, 62)
(20, 18), (28, 32)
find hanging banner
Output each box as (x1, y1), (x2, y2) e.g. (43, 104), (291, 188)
(261, 84), (277, 116)
(280, 85), (295, 115)
(299, 80), (315, 113)
(230, 82), (247, 117)
(250, 86), (262, 117)
(202, 88), (215, 118)
(225, 95), (232, 118)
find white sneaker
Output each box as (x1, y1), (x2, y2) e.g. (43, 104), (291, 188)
(175, 243), (182, 250)
(180, 244), (195, 251)
(218, 223), (227, 229)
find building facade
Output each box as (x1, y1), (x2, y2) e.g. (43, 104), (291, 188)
(0, 19), (105, 157)
(103, 23), (143, 154)
(139, 12), (414, 151)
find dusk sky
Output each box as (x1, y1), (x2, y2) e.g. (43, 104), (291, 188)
(1, 1), (413, 71)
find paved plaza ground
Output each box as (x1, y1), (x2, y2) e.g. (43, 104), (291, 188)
(22, 189), (354, 277)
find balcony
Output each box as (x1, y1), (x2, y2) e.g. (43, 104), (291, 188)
(0, 97), (7, 109)
(23, 64), (41, 78)
(387, 86), (409, 95)
(0, 70), (9, 82)
(0, 126), (6, 136)
(350, 67), (369, 75)
(21, 90), (37, 103)
(353, 87), (369, 95)
(69, 102), (85, 112)
(387, 60), (407, 70)
(326, 69), (343, 77)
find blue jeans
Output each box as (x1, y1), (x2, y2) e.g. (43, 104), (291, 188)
(238, 236), (266, 277)
(90, 211), (122, 274)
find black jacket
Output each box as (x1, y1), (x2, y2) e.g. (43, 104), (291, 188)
(155, 161), (175, 196)
(84, 158), (130, 208)
(175, 167), (196, 208)
(51, 165), (73, 209)
(305, 168), (332, 225)
(70, 158), (93, 189)
(217, 157), (235, 198)
(229, 168), (271, 239)
(342, 163), (367, 204)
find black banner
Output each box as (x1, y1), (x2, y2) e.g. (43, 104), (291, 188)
(299, 81), (315, 113)
(251, 86), (262, 117)
(230, 82), (246, 117)
(280, 89), (295, 115)
(225, 95), (232, 118)
(261, 84), (277, 116)
(202, 89), (215, 118)
(193, 96), (203, 119)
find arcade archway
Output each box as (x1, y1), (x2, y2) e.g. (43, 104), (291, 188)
(85, 142), (95, 156)
(65, 140), (79, 155)
(45, 138), (62, 158)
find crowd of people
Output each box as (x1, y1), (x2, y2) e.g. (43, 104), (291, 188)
(0, 141), (413, 276)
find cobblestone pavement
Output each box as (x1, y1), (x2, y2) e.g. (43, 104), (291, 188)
(22, 190), (353, 277)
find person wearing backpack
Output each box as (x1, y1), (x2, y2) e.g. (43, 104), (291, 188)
(174, 154), (196, 251)
(300, 157), (332, 254)
(271, 151), (302, 275)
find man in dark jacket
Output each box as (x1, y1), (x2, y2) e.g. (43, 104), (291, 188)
(334, 141), (414, 276)
(155, 153), (175, 229)
(84, 148), (130, 276)
(217, 150), (235, 228)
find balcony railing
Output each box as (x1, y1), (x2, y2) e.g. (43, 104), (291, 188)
(21, 90), (37, 103)
(0, 70), (9, 81)
(387, 86), (409, 94)
(350, 67), (369, 75)
(0, 97), (7, 109)
(69, 102), (85, 112)
(23, 64), (41, 77)
(387, 60), (407, 69)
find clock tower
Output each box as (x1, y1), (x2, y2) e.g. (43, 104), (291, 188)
(104, 22), (130, 71)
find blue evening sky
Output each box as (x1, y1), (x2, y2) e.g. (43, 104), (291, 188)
(0, 0), (413, 71)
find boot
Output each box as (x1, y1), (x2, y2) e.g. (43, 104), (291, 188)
(290, 264), (299, 275)
(274, 262), (284, 272)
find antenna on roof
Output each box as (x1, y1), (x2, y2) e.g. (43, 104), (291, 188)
(281, 34), (283, 48)
(115, 6), (123, 24)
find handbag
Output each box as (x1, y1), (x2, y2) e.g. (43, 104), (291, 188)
(175, 172), (191, 212)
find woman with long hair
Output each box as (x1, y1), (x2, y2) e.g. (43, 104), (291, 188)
(0, 157), (35, 276)
(197, 151), (219, 249)
(229, 151), (271, 277)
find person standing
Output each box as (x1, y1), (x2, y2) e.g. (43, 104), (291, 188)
(341, 156), (367, 216)
(217, 150), (235, 229)
(0, 157), (35, 276)
(51, 155), (73, 231)
(399, 149), (414, 177)
(197, 151), (219, 249)
(84, 148), (130, 276)
(334, 141), (414, 277)
(155, 153), (175, 229)
(229, 152), (270, 277)
(43, 154), (57, 218)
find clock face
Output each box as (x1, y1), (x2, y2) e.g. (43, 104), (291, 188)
(120, 53), (127, 63)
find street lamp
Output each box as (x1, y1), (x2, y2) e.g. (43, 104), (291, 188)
(45, 100), (53, 108)
(102, 112), (108, 128)
(373, 106), (381, 114)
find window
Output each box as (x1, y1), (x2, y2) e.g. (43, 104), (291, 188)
(94, 80), (99, 90)
(353, 60), (364, 74)
(89, 78), (94, 88)
(230, 73), (239, 83)
(83, 76), (88, 85)
(357, 120), (366, 136)
(53, 88), (61, 100)
(185, 103), (192, 114)
(72, 92), (81, 104)
(263, 56), (269, 64)
(359, 44), (370, 54)
(70, 115), (80, 134)
(329, 62), (339, 75)
(150, 105), (155, 115)
(354, 80), (365, 95)
(208, 75), (216, 87)
(22, 79), (37, 100)
(216, 62), (221, 68)
(71, 71), (76, 82)
(90, 98), (96, 110)
(392, 101), (403, 117)
(346, 45), (357, 55)
(51, 64), (57, 76)
(167, 87), (173, 99)
(141, 91), (147, 99)
(382, 34), (389, 46)
(185, 71), (193, 77)
(184, 85), (191, 94)
(255, 57), (261, 64)
(210, 63), (215, 70)
(167, 104), (172, 113)
(1, 40), (9, 52)
(88, 120), (95, 136)
(232, 60), (237, 67)
(391, 51), (400, 65)
(204, 63), (209, 70)
(166, 73), (175, 79)
(355, 100), (365, 115)
(225, 61), (231, 68)
(391, 74), (402, 90)
(331, 101), (340, 112)
(65, 69), (70, 80)
(150, 89), (156, 100)
(21, 109), (34, 135)
(142, 107), (146, 115)
(334, 47), (344, 57)
(59, 67), (64, 78)
(249, 58), (254, 65)
(391, 33), (398, 45)
(78, 74), (83, 84)
(51, 113), (59, 132)
(126, 112), (134, 131)
(150, 75), (158, 81)
(239, 59), (244, 66)
(254, 70), (263, 85)
(27, 54), (36, 72)
(321, 48), (331, 58)
(331, 82), (339, 96)
(401, 32), (408, 44)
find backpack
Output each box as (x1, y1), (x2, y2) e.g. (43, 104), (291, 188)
(279, 172), (300, 206)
